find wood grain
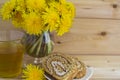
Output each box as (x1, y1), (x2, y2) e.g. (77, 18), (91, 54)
(71, 55), (120, 80)
(68, 0), (120, 19)
(54, 18), (120, 55)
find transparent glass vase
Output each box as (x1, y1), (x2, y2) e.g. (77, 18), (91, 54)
(22, 31), (54, 65)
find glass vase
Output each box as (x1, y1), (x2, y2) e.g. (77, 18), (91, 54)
(22, 31), (54, 65)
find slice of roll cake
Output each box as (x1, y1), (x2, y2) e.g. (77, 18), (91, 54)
(73, 58), (86, 79)
(42, 53), (78, 80)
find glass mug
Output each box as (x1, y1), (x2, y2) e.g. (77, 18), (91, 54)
(0, 30), (24, 78)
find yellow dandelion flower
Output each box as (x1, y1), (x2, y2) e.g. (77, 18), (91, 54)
(23, 12), (43, 35)
(57, 15), (72, 36)
(66, 2), (76, 18)
(0, 0), (16, 20)
(0, 0), (75, 36)
(12, 11), (24, 27)
(59, 0), (66, 4)
(48, 0), (66, 4)
(50, 2), (75, 18)
(26, 0), (46, 11)
(22, 64), (46, 80)
(16, 0), (25, 11)
(42, 8), (60, 32)
(49, 2), (68, 15)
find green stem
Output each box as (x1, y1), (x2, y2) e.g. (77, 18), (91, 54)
(29, 34), (43, 54)
(36, 34), (43, 56)
(47, 41), (52, 54)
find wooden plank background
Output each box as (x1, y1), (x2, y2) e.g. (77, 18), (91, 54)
(53, 0), (120, 55)
(54, 18), (120, 55)
(53, 0), (120, 80)
(1, 0), (120, 80)
(68, 0), (120, 19)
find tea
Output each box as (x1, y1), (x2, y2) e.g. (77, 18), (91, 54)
(0, 42), (24, 77)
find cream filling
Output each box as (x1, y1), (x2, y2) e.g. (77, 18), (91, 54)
(51, 61), (69, 76)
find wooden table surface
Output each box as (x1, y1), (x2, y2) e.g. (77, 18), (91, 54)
(25, 54), (120, 80)
(1, 0), (120, 80)
(54, 0), (120, 80)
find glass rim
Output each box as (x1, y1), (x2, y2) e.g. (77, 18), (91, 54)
(0, 39), (22, 42)
(0, 30), (24, 42)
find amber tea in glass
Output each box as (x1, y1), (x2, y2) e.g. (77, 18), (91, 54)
(0, 30), (24, 78)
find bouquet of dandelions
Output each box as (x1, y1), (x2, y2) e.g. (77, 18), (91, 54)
(0, 0), (75, 58)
